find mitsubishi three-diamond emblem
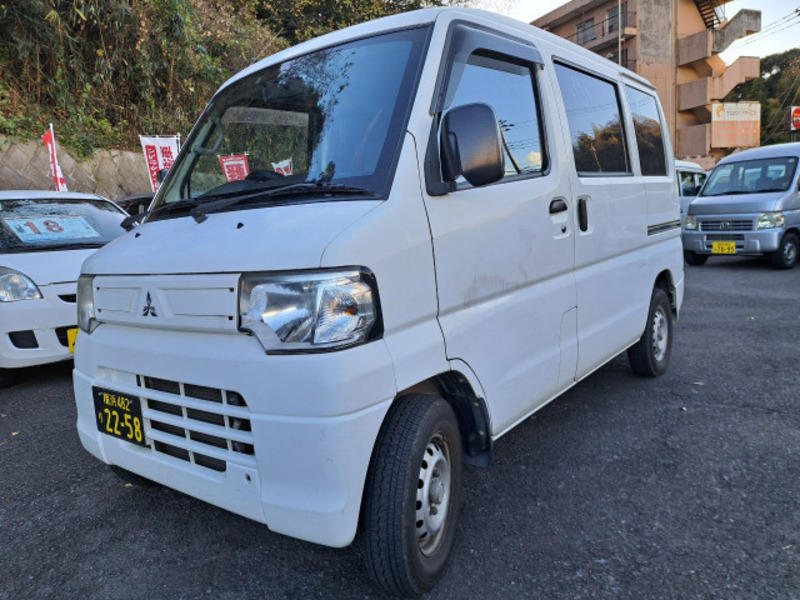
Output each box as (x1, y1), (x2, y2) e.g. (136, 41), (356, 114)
(142, 292), (158, 317)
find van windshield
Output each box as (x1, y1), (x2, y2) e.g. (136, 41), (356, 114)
(152, 26), (429, 219)
(701, 156), (798, 197)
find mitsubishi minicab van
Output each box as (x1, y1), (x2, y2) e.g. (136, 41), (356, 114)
(683, 142), (800, 269)
(73, 8), (684, 596)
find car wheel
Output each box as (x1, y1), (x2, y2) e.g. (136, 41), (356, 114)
(683, 250), (708, 266)
(0, 368), (17, 388)
(362, 394), (463, 596)
(628, 287), (673, 378)
(770, 232), (799, 270)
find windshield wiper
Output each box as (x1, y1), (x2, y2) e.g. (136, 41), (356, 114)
(123, 182), (376, 229)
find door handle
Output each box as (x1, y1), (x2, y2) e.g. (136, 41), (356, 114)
(549, 198), (568, 215)
(577, 197), (589, 232)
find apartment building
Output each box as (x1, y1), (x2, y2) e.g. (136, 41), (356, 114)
(533, 0), (761, 165)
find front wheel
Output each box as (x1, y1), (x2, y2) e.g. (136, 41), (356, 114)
(628, 287), (673, 378)
(362, 394), (463, 597)
(683, 250), (708, 266)
(770, 232), (799, 270)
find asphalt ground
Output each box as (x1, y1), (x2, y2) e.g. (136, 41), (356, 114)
(1, 254), (799, 599)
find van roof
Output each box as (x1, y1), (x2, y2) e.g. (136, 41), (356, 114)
(218, 7), (656, 95)
(717, 142), (800, 164)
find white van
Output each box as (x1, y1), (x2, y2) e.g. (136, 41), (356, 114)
(73, 8), (684, 595)
(675, 159), (707, 223)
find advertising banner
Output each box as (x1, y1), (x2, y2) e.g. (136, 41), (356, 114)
(711, 102), (760, 149)
(139, 135), (180, 192)
(271, 158), (293, 177)
(218, 154), (251, 182)
(41, 123), (69, 192)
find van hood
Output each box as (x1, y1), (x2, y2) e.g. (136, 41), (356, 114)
(81, 200), (382, 275)
(1, 248), (96, 286)
(688, 192), (783, 215)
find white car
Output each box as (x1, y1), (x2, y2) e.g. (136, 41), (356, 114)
(1, 191), (127, 386)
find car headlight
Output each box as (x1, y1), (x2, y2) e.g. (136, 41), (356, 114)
(239, 269), (381, 353)
(684, 215), (698, 230)
(77, 275), (99, 333)
(0, 267), (43, 302)
(756, 211), (785, 229)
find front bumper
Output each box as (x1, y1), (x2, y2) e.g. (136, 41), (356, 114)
(0, 282), (78, 369)
(682, 226), (783, 256)
(73, 323), (397, 547)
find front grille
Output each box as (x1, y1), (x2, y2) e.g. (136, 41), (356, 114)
(9, 330), (38, 349)
(138, 376), (254, 473)
(700, 220), (753, 232)
(55, 326), (74, 347)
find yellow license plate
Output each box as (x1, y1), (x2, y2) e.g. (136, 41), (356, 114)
(712, 241), (736, 254)
(67, 328), (79, 353)
(92, 387), (147, 447)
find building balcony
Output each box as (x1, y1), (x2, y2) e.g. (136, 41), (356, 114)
(677, 56), (760, 113)
(677, 8), (760, 66)
(565, 11), (638, 53)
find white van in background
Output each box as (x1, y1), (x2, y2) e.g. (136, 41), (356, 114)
(676, 159), (707, 223)
(73, 8), (684, 596)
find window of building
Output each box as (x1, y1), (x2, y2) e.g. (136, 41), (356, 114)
(577, 18), (595, 45)
(625, 86), (667, 176)
(554, 63), (629, 175)
(445, 52), (547, 183)
(607, 6), (619, 32)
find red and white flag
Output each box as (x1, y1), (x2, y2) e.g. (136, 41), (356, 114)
(41, 123), (68, 192)
(140, 135), (180, 192)
(219, 154), (250, 182)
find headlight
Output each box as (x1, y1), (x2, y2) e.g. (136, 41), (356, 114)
(684, 215), (698, 230)
(77, 275), (99, 333)
(0, 267), (43, 302)
(756, 211), (785, 229)
(239, 269), (381, 353)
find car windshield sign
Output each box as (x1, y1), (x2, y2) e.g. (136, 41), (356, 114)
(151, 26), (429, 220)
(0, 197), (126, 253)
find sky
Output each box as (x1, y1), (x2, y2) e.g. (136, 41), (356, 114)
(471, 0), (800, 65)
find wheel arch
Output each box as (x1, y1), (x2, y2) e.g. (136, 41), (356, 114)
(397, 371), (493, 468)
(654, 268), (678, 318)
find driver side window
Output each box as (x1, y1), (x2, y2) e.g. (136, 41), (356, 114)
(444, 52), (547, 184)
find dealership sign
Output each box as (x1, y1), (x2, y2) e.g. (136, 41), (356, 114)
(711, 102), (760, 149)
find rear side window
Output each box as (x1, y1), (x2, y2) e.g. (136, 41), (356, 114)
(554, 63), (629, 175)
(445, 52), (546, 181)
(625, 86), (667, 176)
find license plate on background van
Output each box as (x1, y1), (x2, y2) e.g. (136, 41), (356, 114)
(712, 241), (736, 254)
(92, 387), (146, 447)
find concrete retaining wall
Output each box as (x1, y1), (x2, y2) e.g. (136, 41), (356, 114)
(0, 135), (151, 202)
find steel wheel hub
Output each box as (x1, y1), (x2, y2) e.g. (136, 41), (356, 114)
(415, 435), (451, 556)
(651, 306), (668, 362)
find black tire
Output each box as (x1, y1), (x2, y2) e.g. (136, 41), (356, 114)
(109, 465), (161, 488)
(683, 250), (708, 266)
(0, 368), (17, 388)
(628, 287), (673, 378)
(362, 395), (463, 597)
(770, 232), (799, 270)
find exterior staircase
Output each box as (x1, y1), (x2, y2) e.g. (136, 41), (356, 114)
(694, 0), (721, 29)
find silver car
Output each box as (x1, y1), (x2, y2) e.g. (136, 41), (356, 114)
(682, 142), (800, 269)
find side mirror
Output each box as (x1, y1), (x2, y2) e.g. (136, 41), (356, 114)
(440, 103), (504, 187)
